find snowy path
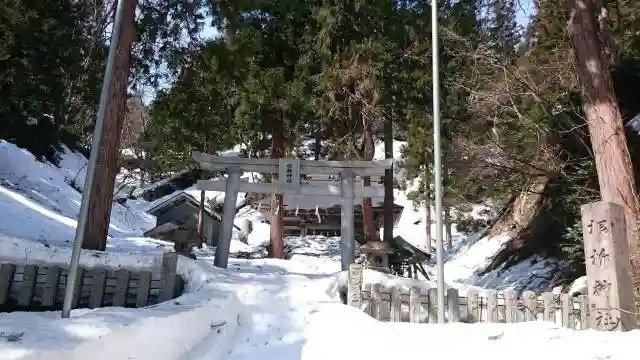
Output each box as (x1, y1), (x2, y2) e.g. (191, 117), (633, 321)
(182, 237), (640, 360)
(189, 263), (639, 360)
(184, 237), (348, 360)
(224, 275), (335, 359)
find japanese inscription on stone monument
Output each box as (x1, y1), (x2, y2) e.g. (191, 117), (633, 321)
(580, 202), (635, 331)
(348, 264), (363, 309)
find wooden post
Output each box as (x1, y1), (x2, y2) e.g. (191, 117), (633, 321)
(341, 170), (355, 270)
(444, 208), (452, 250)
(159, 252), (179, 302)
(0, 264), (15, 305)
(240, 218), (252, 236)
(198, 190), (205, 248)
(443, 152), (452, 250)
(88, 268), (107, 309)
(383, 116), (394, 244)
(347, 264), (363, 308)
(581, 201), (636, 331)
(446, 288), (460, 322)
(214, 170), (241, 268)
(425, 187), (432, 253)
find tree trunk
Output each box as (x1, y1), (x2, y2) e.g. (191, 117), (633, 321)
(569, 0), (639, 251)
(81, 0), (137, 250)
(425, 186), (433, 252)
(361, 117), (376, 243)
(314, 132), (321, 160)
(198, 189), (205, 248)
(383, 116), (394, 243)
(445, 207), (452, 249)
(443, 153), (452, 249)
(483, 175), (553, 274)
(269, 120), (285, 259)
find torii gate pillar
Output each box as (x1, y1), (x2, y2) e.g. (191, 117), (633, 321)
(340, 170), (355, 270)
(192, 152), (392, 270)
(214, 169), (241, 268)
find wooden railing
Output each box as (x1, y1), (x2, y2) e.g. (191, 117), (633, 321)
(0, 252), (182, 311)
(347, 264), (590, 329)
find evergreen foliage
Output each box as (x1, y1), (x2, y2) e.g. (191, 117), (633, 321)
(3, 0), (640, 283)
(0, 0), (104, 161)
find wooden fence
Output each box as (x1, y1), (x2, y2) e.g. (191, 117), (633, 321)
(348, 265), (590, 330)
(0, 252), (183, 312)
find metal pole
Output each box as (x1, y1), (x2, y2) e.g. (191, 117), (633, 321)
(61, 0), (126, 319)
(432, 0), (446, 324)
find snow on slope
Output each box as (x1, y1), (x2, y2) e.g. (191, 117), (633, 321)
(0, 140), (265, 256)
(442, 232), (564, 292)
(0, 141), (245, 359)
(0, 141), (157, 246)
(372, 140), (564, 293)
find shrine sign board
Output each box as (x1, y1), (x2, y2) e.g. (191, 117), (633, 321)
(347, 263), (363, 309)
(580, 201), (636, 331)
(278, 158), (301, 192)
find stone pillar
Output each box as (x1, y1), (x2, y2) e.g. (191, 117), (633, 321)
(581, 201), (636, 331)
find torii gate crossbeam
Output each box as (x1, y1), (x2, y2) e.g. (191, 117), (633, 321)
(192, 152), (392, 270)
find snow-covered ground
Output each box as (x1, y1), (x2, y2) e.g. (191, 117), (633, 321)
(0, 141), (243, 359)
(186, 236), (638, 360)
(0, 141), (157, 249)
(1, 139), (634, 360)
(372, 140), (566, 293)
(192, 236), (636, 360)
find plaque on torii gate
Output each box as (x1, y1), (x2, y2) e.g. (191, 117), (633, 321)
(192, 152), (392, 270)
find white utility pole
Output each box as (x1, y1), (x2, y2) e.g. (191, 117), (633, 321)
(432, 0), (446, 324)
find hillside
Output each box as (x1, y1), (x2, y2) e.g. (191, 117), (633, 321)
(0, 139), (565, 293)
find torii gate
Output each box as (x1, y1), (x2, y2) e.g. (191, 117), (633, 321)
(192, 152), (392, 270)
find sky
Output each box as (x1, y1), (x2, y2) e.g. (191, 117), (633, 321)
(201, 24), (219, 39)
(516, 0), (534, 26)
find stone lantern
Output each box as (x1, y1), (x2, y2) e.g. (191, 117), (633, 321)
(360, 240), (394, 273)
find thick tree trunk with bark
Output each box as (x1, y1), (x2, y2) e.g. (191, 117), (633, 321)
(269, 121), (285, 259)
(383, 117), (394, 243)
(569, 0), (640, 251)
(445, 207), (452, 249)
(425, 186), (432, 252)
(569, 0), (640, 306)
(361, 117), (376, 243)
(81, 0), (137, 250)
(314, 131), (321, 161)
(443, 151), (452, 249)
(198, 190), (205, 248)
